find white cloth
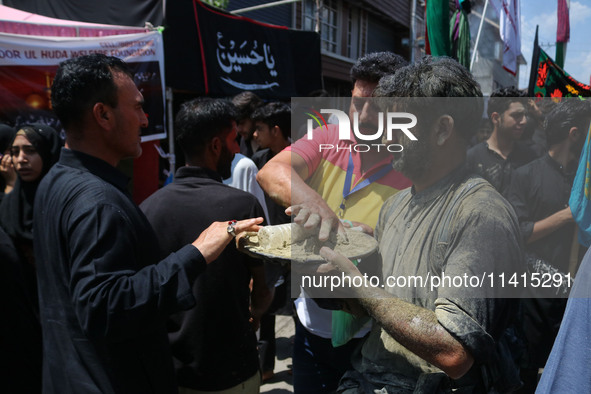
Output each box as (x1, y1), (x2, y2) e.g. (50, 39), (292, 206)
(295, 295), (370, 339)
(490, 0), (521, 75)
(224, 154), (270, 224)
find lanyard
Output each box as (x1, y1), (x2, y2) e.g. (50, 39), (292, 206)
(339, 153), (391, 217)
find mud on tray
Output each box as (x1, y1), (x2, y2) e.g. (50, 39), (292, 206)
(240, 224), (378, 264)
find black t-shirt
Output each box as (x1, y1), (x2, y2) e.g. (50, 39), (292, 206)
(506, 154), (583, 368)
(466, 141), (538, 195)
(507, 154), (580, 272)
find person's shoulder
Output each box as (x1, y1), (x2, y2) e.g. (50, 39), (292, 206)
(466, 141), (487, 157)
(42, 164), (122, 203)
(212, 182), (263, 216)
(455, 174), (517, 221)
(139, 183), (171, 211)
(252, 148), (272, 167)
(514, 140), (539, 156)
(381, 187), (412, 215)
(465, 142), (486, 168)
(197, 176), (262, 206)
(251, 148), (268, 160)
(233, 154), (257, 171)
(514, 154), (544, 176)
(41, 169), (135, 226)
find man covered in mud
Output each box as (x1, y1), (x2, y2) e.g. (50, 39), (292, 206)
(319, 57), (524, 393)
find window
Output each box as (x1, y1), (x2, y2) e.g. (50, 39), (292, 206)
(347, 7), (361, 59)
(302, 0), (364, 59)
(303, 0), (316, 31)
(320, 0), (338, 53)
(302, 0), (339, 54)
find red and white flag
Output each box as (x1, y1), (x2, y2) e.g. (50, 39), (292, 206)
(490, 0), (521, 75)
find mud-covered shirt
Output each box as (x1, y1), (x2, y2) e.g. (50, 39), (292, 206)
(353, 165), (524, 390)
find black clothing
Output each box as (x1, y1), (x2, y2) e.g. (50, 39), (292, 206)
(251, 147), (272, 170)
(140, 166), (265, 391)
(0, 124), (61, 342)
(0, 124), (14, 153)
(507, 154), (582, 373)
(508, 154), (578, 272)
(0, 123), (62, 243)
(252, 148), (290, 225)
(34, 149), (206, 394)
(0, 226), (42, 393)
(466, 141), (537, 195)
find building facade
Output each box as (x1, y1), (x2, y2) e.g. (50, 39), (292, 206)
(229, 0), (417, 95)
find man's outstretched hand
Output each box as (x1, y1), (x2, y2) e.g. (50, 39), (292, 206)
(193, 217), (264, 263)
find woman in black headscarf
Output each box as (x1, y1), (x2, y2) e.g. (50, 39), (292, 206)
(0, 123), (16, 200)
(0, 123), (58, 394)
(0, 123), (62, 267)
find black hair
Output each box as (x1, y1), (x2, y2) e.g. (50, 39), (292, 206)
(231, 91), (264, 121)
(51, 54), (132, 131)
(251, 102), (291, 140)
(0, 124), (16, 154)
(374, 56), (483, 141)
(350, 52), (408, 84)
(175, 97), (237, 159)
(545, 99), (591, 147)
(486, 86), (527, 120)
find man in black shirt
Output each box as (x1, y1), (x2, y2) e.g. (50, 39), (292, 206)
(34, 54), (262, 394)
(467, 87), (537, 195)
(140, 98), (271, 393)
(507, 99), (591, 392)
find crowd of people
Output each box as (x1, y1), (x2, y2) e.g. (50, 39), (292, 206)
(1, 50), (591, 394)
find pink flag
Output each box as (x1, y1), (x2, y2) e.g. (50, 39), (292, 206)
(557, 0), (570, 43)
(490, 0), (521, 75)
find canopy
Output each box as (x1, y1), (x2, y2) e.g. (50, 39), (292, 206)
(0, 4), (148, 37)
(1, 0), (162, 27)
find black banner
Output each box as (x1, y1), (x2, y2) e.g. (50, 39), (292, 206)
(164, 0), (322, 99)
(528, 27), (591, 99)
